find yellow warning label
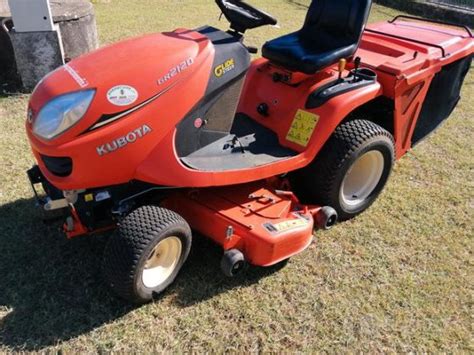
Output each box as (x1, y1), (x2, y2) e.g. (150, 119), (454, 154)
(286, 109), (320, 147)
(274, 219), (308, 233)
(84, 194), (94, 202)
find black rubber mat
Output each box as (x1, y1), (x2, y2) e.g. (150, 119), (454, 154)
(181, 114), (297, 171)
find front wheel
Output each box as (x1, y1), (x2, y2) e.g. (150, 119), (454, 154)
(102, 206), (192, 304)
(291, 119), (395, 221)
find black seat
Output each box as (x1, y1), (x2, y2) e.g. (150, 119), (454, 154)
(262, 0), (372, 74)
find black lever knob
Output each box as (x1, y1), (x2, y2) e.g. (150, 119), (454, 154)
(247, 46), (258, 54)
(353, 57), (362, 82)
(257, 103), (269, 117)
(354, 56), (361, 69)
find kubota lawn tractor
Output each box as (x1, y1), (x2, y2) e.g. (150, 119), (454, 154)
(25, 0), (472, 303)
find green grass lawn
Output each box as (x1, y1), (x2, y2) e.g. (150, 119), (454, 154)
(0, 0), (473, 352)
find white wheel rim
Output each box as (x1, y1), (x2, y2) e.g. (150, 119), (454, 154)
(340, 151), (385, 208)
(142, 236), (182, 289)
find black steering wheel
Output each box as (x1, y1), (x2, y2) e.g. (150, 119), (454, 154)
(215, 0), (278, 34)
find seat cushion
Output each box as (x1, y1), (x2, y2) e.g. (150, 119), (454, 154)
(262, 32), (357, 74)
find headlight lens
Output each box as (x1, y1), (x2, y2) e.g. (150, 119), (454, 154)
(33, 89), (95, 140)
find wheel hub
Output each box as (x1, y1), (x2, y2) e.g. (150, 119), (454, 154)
(142, 236), (182, 289)
(340, 150), (385, 208)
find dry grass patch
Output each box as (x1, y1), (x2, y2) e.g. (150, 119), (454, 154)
(0, 0), (472, 352)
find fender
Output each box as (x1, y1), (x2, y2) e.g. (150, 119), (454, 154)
(303, 80), (383, 163)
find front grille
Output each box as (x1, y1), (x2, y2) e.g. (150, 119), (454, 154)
(41, 155), (73, 177)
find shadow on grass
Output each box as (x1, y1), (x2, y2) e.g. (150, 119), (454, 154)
(0, 198), (133, 350)
(172, 237), (288, 308)
(0, 198), (283, 350)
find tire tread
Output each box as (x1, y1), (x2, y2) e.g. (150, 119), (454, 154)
(292, 119), (395, 220)
(102, 206), (191, 303)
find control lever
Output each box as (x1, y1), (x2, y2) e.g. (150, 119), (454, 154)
(231, 136), (245, 153)
(338, 58), (347, 81)
(353, 57), (361, 82)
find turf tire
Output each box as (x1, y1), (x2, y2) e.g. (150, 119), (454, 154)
(102, 206), (192, 304)
(290, 119), (395, 221)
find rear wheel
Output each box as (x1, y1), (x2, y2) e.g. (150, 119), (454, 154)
(102, 206), (192, 304)
(291, 119), (395, 221)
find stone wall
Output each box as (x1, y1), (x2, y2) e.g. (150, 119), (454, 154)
(375, 0), (474, 28)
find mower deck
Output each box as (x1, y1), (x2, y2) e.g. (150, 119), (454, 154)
(162, 181), (325, 266)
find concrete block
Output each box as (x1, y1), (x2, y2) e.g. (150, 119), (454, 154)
(58, 10), (99, 60)
(1, 0), (99, 61)
(47, 0), (99, 60)
(9, 27), (64, 91)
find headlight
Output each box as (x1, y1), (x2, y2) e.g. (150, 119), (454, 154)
(33, 89), (95, 140)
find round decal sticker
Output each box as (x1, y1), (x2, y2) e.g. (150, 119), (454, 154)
(194, 118), (203, 128)
(107, 85), (138, 106)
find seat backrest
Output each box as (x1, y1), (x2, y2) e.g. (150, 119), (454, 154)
(300, 0), (372, 49)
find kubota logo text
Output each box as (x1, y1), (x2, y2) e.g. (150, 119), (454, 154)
(96, 124), (152, 156)
(214, 58), (235, 77)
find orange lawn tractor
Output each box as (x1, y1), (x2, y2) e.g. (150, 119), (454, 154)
(25, 0), (472, 303)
